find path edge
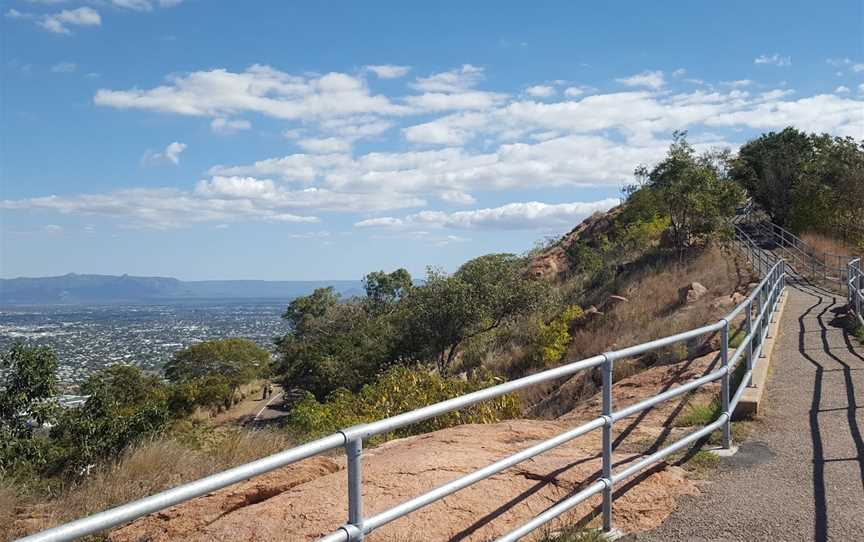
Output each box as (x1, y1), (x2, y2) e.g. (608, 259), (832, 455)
(735, 287), (790, 418)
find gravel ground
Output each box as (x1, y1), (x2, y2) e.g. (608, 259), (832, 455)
(627, 283), (864, 542)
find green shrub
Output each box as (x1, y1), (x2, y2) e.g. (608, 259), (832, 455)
(675, 396), (721, 427)
(285, 366), (520, 443)
(538, 305), (584, 365)
(565, 241), (603, 277)
(620, 215), (671, 249)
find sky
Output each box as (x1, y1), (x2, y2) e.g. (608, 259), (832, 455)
(1, 1), (862, 281)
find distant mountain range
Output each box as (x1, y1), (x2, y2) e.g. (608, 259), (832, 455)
(0, 273), (363, 304)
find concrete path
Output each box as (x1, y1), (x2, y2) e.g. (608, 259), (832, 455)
(630, 283), (864, 541)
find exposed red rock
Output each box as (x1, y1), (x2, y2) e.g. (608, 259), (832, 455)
(110, 351), (721, 542)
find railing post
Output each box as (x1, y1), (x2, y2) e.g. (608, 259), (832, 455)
(601, 355), (613, 533)
(721, 320), (731, 449)
(346, 437), (364, 541)
(746, 299), (754, 387)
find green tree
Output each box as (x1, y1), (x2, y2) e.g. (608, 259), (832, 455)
(164, 339), (268, 400)
(50, 388), (169, 474)
(0, 343), (58, 434)
(80, 365), (169, 415)
(276, 301), (396, 399)
(362, 268), (413, 314)
(636, 132), (743, 254)
(282, 287), (341, 337)
(730, 127), (814, 227)
(398, 254), (547, 375)
(0, 343), (59, 472)
(731, 128), (864, 241)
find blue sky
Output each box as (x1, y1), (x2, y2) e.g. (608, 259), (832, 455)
(1, 1), (862, 280)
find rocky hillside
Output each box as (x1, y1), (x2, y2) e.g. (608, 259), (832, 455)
(528, 205), (625, 280)
(109, 350), (722, 541)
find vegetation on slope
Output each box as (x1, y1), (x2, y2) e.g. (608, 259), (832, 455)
(731, 127), (864, 248)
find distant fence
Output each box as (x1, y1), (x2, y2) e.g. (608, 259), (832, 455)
(18, 237), (788, 542)
(735, 211), (853, 286)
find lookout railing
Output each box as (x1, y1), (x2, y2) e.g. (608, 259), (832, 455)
(19, 234), (788, 542)
(849, 258), (864, 328)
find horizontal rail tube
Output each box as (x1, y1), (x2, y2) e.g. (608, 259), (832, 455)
(493, 480), (608, 542)
(605, 323), (723, 362)
(16, 433), (347, 542)
(612, 414), (728, 484)
(361, 417), (606, 532)
(611, 368), (726, 422)
(342, 355), (607, 441)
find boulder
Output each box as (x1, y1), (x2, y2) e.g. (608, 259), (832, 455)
(679, 282), (708, 305)
(583, 305), (604, 318)
(607, 294), (629, 306)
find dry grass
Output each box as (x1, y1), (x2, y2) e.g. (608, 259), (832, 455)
(568, 245), (754, 361)
(801, 232), (863, 261)
(3, 429), (294, 541)
(521, 245), (756, 416)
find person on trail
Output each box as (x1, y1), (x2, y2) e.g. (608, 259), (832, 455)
(262, 380), (271, 400)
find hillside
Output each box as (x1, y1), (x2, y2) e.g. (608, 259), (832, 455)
(0, 274), (362, 304)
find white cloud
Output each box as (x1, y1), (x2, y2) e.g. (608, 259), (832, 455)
(143, 141), (187, 165)
(705, 94), (862, 137)
(859, 83), (864, 95)
(355, 217), (404, 228)
(44, 224), (64, 235)
(854, 64), (864, 73)
(158, 0), (184, 7)
(20, 65), (861, 232)
(563, 86), (586, 97)
(365, 65), (410, 79)
(526, 85), (556, 98)
(754, 53), (791, 67)
(95, 65), (410, 124)
(112, 0), (154, 11)
(835, 86), (850, 93)
(722, 79), (752, 87)
(297, 137), (352, 153)
(50, 61), (77, 73)
(5, 9), (34, 20)
(827, 58), (852, 67)
(405, 65), (505, 112)
(38, 7), (100, 35)
(412, 64), (485, 93)
(439, 190), (476, 205)
(1, 185), (322, 230)
(210, 117), (251, 134)
(212, 134), (674, 196)
(672, 68), (687, 77)
(404, 90), (506, 112)
(616, 70), (665, 89)
(356, 199), (619, 231)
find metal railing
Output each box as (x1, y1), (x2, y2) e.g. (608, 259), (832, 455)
(18, 254), (788, 542)
(849, 258), (863, 328)
(745, 218), (850, 285)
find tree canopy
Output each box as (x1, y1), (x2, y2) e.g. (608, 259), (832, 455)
(632, 131), (744, 254)
(731, 127), (864, 240)
(164, 338), (269, 396)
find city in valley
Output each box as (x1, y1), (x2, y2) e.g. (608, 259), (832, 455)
(0, 302), (288, 387)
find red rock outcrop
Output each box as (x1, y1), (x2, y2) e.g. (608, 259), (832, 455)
(110, 351), (721, 542)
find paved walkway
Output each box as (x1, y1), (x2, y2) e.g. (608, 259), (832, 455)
(631, 283), (864, 541)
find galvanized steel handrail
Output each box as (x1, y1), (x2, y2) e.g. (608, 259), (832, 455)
(17, 253), (788, 542)
(746, 217), (851, 284)
(849, 258), (863, 328)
